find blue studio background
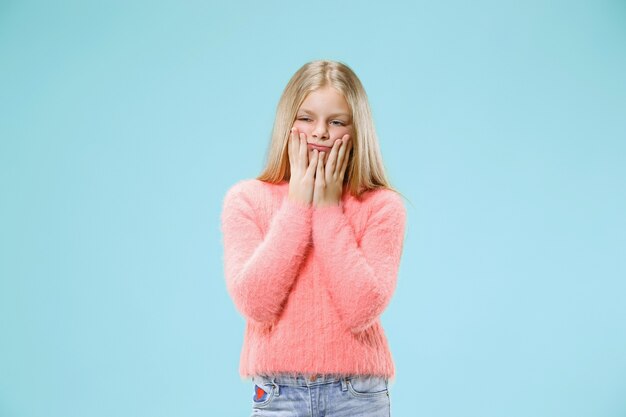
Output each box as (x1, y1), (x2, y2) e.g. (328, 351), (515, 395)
(1, 1), (625, 416)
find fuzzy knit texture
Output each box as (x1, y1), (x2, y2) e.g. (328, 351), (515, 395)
(220, 178), (407, 381)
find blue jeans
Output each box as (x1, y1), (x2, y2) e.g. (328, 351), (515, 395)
(250, 373), (391, 416)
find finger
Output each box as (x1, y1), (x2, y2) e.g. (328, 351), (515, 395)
(339, 137), (352, 178)
(288, 128), (296, 162)
(335, 135), (350, 175)
(306, 149), (318, 177)
(326, 139), (341, 176)
(299, 131), (308, 165)
(316, 151), (325, 183)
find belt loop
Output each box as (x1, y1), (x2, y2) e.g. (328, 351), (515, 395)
(271, 377), (280, 397)
(341, 377), (348, 392)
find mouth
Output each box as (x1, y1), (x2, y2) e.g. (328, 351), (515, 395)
(307, 143), (333, 152)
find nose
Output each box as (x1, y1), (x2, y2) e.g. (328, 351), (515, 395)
(311, 121), (329, 140)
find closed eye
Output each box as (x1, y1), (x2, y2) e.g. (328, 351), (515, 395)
(297, 117), (346, 127)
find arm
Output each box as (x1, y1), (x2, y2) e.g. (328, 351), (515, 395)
(221, 181), (313, 325)
(312, 190), (407, 334)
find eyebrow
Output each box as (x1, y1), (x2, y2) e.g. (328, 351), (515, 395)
(298, 108), (351, 118)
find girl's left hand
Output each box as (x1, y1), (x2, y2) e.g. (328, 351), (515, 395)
(313, 135), (353, 207)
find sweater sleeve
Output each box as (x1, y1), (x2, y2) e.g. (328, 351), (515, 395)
(221, 181), (313, 325)
(312, 190), (407, 334)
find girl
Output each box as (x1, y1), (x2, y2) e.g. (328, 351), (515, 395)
(221, 60), (407, 417)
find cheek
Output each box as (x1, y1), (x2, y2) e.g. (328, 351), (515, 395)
(332, 126), (353, 140)
(292, 121), (311, 135)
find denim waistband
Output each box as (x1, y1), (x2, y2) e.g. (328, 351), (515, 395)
(254, 372), (384, 387)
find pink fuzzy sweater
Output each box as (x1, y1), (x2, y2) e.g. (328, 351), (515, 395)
(220, 178), (407, 380)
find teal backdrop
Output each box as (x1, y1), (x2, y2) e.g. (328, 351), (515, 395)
(1, 1), (625, 416)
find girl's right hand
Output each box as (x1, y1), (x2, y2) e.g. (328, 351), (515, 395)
(287, 127), (319, 206)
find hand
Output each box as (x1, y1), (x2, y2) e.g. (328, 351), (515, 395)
(287, 127), (319, 206)
(313, 135), (352, 207)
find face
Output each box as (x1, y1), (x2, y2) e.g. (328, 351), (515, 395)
(292, 86), (354, 163)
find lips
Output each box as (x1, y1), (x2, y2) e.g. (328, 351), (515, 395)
(307, 143), (332, 152)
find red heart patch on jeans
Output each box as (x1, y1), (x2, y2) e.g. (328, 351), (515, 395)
(254, 385), (268, 402)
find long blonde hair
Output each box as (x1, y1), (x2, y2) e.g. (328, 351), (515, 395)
(256, 60), (401, 199)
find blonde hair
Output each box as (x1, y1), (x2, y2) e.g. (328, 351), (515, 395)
(256, 59), (403, 199)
